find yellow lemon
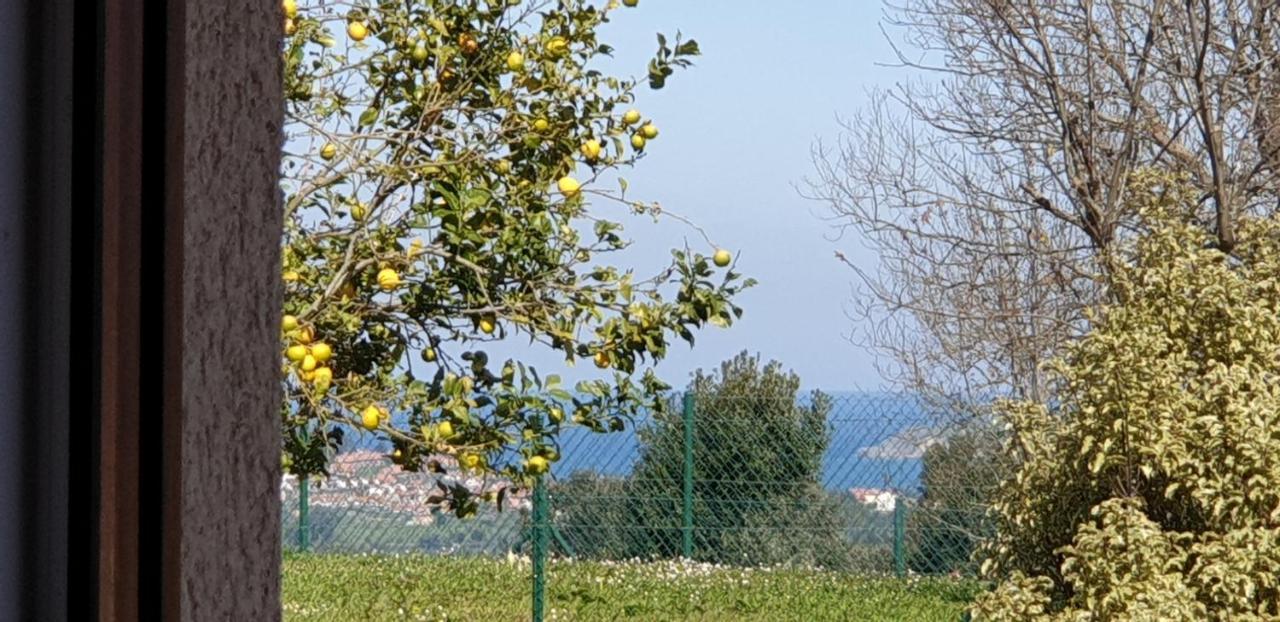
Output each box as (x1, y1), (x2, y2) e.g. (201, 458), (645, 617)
(594, 351), (610, 369)
(313, 367), (332, 390)
(622, 109), (641, 125)
(310, 342), (332, 363)
(630, 134), (646, 150)
(412, 41), (429, 63)
(640, 123), (658, 139)
(301, 354), (317, 372)
(283, 0), (298, 18)
(438, 420), (454, 438)
(580, 139), (602, 161)
(347, 21), (368, 42)
(377, 268), (400, 291)
(526, 455), (549, 474)
(549, 407), (564, 424)
(506, 51), (524, 72)
(547, 36), (568, 56)
(459, 34), (479, 55)
(284, 18), (296, 36)
(282, 314), (299, 332)
(460, 453), (481, 470)
(295, 325), (314, 344)
(478, 317), (496, 334)
(286, 345), (307, 362)
(361, 405), (381, 430)
(533, 118), (549, 132)
(421, 347), (438, 363)
(283, 270), (300, 282)
(557, 176), (581, 197)
(713, 249), (732, 267)
(320, 143), (337, 160)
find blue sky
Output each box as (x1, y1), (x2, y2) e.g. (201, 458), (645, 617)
(496, 1), (902, 390)
(291, 1), (907, 392)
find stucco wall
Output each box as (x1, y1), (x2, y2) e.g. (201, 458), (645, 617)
(174, 0), (283, 618)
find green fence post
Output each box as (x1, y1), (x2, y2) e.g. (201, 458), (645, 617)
(298, 474), (311, 552)
(531, 477), (548, 622)
(681, 391), (695, 560)
(893, 494), (906, 578)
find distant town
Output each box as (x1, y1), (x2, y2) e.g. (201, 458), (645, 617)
(281, 450), (904, 529)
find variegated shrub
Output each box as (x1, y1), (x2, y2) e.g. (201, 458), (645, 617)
(971, 171), (1280, 621)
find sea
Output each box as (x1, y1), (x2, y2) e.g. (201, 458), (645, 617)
(336, 391), (958, 494)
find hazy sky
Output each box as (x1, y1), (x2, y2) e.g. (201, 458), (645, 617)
(491, 1), (903, 390)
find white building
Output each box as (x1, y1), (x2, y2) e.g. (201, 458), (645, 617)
(849, 487), (899, 513)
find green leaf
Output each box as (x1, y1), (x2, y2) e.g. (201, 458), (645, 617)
(287, 45), (304, 68)
(620, 276), (633, 302)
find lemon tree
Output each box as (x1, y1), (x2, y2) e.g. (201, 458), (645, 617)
(279, 0), (750, 515)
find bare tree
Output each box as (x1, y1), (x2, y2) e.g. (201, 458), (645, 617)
(807, 0), (1280, 412)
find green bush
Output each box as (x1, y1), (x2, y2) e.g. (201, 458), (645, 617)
(718, 487), (857, 570)
(908, 428), (1007, 575)
(970, 172), (1280, 620)
(550, 470), (643, 560)
(552, 474), (882, 571)
(635, 352), (837, 566)
(551, 352), (866, 569)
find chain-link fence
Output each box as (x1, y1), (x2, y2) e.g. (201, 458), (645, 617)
(280, 451), (530, 556)
(282, 391), (1006, 616)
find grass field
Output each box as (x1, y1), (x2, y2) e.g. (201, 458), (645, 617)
(283, 552), (981, 621)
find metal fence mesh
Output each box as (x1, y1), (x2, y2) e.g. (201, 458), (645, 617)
(282, 391), (1005, 576)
